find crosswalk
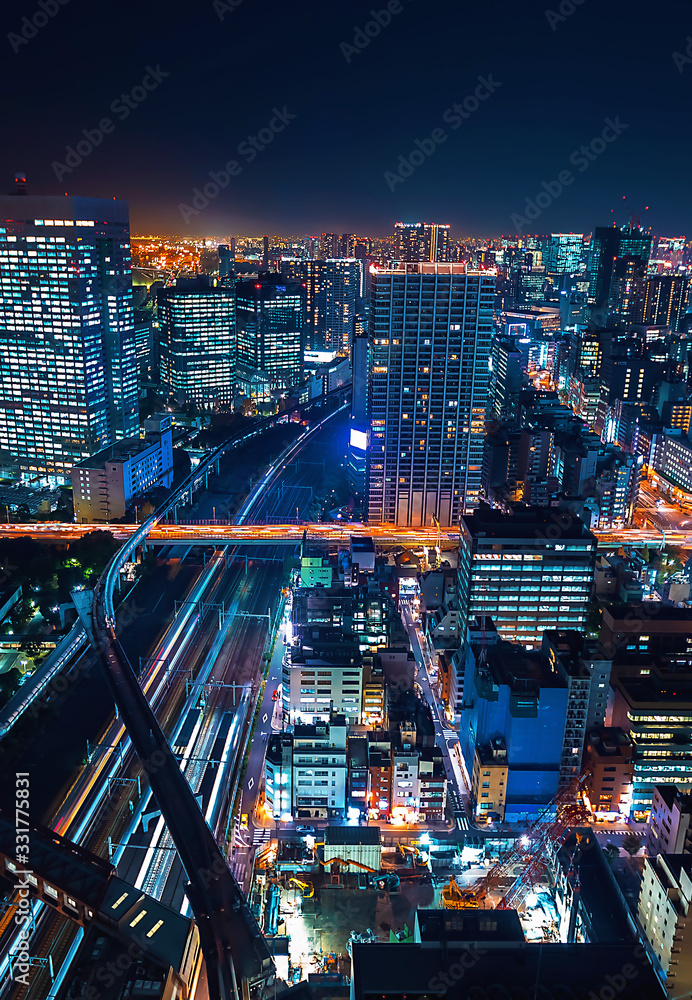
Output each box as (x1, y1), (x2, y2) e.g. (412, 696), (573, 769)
(442, 729), (457, 740)
(231, 860), (247, 885)
(253, 828), (271, 845)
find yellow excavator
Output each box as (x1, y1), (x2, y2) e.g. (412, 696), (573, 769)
(288, 877), (314, 898)
(442, 877), (486, 909)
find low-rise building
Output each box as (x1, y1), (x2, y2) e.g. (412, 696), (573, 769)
(471, 739), (508, 822)
(638, 854), (692, 996)
(292, 716), (347, 820)
(647, 786), (692, 856)
(72, 414), (173, 522)
(583, 727), (634, 817)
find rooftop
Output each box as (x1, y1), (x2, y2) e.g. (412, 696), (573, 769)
(462, 503), (596, 543)
(324, 826), (380, 846)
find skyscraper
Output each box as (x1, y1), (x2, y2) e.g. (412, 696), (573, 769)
(587, 223), (652, 312)
(0, 193), (138, 480)
(319, 233), (340, 259)
(235, 273), (304, 389)
(157, 276), (234, 404)
(643, 274), (689, 332)
(282, 258), (360, 353)
(394, 222), (450, 262)
(367, 262), (494, 525)
(545, 233), (584, 275)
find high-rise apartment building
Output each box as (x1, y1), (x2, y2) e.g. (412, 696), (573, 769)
(394, 222), (450, 262)
(545, 233), (584, 275)
(235, 273), (304, 389)
(319, 233), (340, 259)
(643, 274), (689, 332)
(0, 193), (138, 480)
(157, 276), (234, 404)
(457, 506), (596, 647)
(367, 263), (494, 525)
(282, 258), (360, 353)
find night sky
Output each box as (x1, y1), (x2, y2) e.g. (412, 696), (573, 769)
(2, 0), (690, 237)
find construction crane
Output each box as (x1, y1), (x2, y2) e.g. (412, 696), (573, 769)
(443, 776), (589, 911)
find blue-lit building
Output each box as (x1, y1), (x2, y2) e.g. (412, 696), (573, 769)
(235, 273), (304, 390)
(459, 623), (569, 821)
(157, 275), (235, 404)
(0, 192), (138, 481)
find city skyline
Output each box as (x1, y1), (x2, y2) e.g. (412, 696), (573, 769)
(2, 0), (691, 235)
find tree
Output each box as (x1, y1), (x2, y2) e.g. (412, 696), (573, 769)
(0, 667), (21, 706)
(20, 639), (44, 659)
(67, 530), (118, 578)
(603, 843), (620, 865)
(622, 833), (642, 857)
(9, 599), (35, 633)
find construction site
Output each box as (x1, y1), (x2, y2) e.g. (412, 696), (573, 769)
(247, 780), (628, 985)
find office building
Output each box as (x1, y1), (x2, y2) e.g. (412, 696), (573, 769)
(394, 222), (450, 262)
(611, 673), (692, 817)
(0, 193), (138, 480)
(282, 258), (360, 353)
(650, 430), (692, 493)
(283, 636), (363, 725)
(647, 786), (692, 856)
(489, 336), (523, 422)
(643, 274), (689, 332)
(545, 233), (584, 275)
(457, 506), (596, 647)
(587, 223), (652, 311)
(71, 414), (173, 522)
(638, 855), (692, 997)
(235, 273), (304, 389)
(218, 243), (235, 283)
(367, 263), (494, 525)
(583, 728), (634, 816)
(157, 276), (234, 404)
(351, 912), (664, 1000)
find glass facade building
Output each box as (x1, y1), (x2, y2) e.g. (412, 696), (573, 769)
(0, 194), (138, 480)
(545, 233), (584, 275)
(157, 277), (235, 404)
(367, 263), (494, 526)
(457, 507), (597, 648)
(235, 274), (304, 389)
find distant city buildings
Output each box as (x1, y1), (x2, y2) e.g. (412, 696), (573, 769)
(0, 193), (138, 480)
(394, 222), (450, 262)
(367, 263), (494, 525)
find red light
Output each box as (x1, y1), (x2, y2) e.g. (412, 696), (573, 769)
(255, 283), (261, 288)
